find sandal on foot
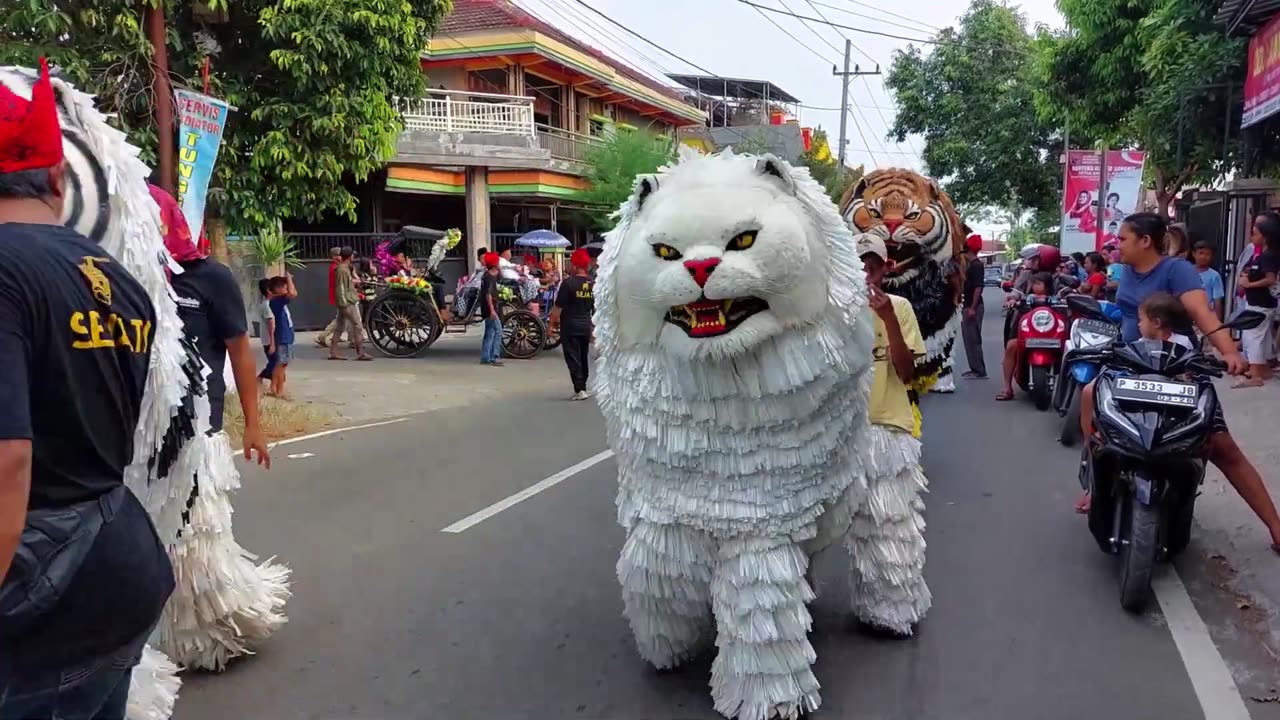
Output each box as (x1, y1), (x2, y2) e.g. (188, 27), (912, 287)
(328, 355), (347, 361)
(356, 355), (374, 361)
(995, 391), (1015, 401)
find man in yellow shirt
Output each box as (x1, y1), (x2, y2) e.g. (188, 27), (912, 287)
(849, 233), (932, 637)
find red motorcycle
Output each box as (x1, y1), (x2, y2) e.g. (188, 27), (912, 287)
(1003, 285), (1070, 411)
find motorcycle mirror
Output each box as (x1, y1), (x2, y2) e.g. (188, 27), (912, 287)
(1222, 309), (1269, 332)
(1001, 281), (1014, 291)
(1066, 293), (1103, 317)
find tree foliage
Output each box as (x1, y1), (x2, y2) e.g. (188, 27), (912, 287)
(576, 129), (676, 232)
(1032, 0), (1270, 213)
(1, 0), (453, 233)
(799, 128), (864, 204)
(885, 0), (1059, 215)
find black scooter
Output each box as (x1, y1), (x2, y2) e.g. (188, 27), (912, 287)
(1071, 297), (1266, 612)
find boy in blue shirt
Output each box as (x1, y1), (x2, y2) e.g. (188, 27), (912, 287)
(267, 274), (297, 399)
(1193, 240), (1225, 315)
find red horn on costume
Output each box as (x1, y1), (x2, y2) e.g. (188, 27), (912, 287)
(0, 58), (64, 174)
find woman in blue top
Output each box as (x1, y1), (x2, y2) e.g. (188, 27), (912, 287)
(1076, 213), (1280, 552)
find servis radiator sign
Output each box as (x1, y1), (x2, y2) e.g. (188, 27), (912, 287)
(1244, 12), (1280, 128)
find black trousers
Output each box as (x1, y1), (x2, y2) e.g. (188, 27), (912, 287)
(562, 333), (591, 393)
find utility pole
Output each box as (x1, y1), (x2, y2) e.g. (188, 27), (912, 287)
(1060, 116), (1070, 249)
(832, 38), (880, 170)
(1096, 146), (1109, 251)
(145, 3), (175, 196)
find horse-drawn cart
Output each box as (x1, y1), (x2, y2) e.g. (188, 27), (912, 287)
(363, 226), (547, 359)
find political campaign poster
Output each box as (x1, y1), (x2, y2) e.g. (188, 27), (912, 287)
(1060, 150), (1146, 254)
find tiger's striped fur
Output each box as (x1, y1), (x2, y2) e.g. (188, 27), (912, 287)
(840, 168), (966, 415)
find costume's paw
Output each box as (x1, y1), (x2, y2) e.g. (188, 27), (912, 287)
(854, 616), (919, 640)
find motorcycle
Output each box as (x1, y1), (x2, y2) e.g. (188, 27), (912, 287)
(1054, 295), (1121, 446)
(1002, 286), (1069, 411)
(1071, 297), (1266, 612)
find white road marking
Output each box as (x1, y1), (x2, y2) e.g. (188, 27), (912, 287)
(441, 450), (615, 533)
(267, 417), (411, 448)
(1154, 568), (1252, 720)
(286, 452), (315, 459)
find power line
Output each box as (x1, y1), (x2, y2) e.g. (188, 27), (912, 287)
(813, 0), (942, 33)
(748, 1), (836, 65)
(532, 0), (677, 84)
(804, 0), (916, 160)
(736, 0), (1025, 53)
(565, 0), (723, 77)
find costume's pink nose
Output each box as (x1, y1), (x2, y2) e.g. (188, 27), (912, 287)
(882, 218), (903, 236)
(683, 257), (721, 288)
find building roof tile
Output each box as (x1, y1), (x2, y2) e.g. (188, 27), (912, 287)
(436, 0), (691, 107)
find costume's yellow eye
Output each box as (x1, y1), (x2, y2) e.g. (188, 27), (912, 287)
(652, 243), (683, 260)
(727, 232), (756, 251)
(868, 207), (882, 218)
(906, 210), (921, 220)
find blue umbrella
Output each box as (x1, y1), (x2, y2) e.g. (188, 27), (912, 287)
(513, 229), (571, 249)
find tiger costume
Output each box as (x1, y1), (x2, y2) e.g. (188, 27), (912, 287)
(840, 168), (965, 434)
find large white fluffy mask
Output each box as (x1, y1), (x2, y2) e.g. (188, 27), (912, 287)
(598, 150), (844, 361)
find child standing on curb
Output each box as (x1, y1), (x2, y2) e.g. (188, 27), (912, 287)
(268, 273), (297, 398)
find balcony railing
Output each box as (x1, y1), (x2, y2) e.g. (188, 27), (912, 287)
(397, 89), (535, 136)
(536, 124), (602, 163)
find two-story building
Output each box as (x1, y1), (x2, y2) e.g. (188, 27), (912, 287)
(383, 0), (704, 275)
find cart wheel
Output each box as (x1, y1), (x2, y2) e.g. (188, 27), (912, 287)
(502, 309), (545, 359)
(366, 291), (440, 358)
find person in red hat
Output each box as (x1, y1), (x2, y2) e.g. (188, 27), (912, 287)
(959, 232), (988, 379)
(550, 248), (596, 399)
(479, 251), (504, 366)
(0, 60), (175, 720)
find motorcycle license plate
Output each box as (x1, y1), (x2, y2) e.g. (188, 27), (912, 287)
(1075, 319), (1118, 337)
(1024, 338), (1062, 348)
(1112, 378), (1198, 407)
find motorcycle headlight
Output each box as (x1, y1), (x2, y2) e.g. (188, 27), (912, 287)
(1096, 379), (1141, 445)
(1162, 385), (1213, 446)
(1031, 310), (1054, 332)
(1070, 325), (1113, 349)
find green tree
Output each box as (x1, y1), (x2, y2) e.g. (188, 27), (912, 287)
(885, 0), (1059, 215)
(1033, 0), (1262, 215)
(1, 0), (453, 233)
(576, 129), (676, 232)
(799, 127), (864, 204)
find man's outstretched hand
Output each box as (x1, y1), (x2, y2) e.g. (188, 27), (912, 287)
(243, 426), (271, 469)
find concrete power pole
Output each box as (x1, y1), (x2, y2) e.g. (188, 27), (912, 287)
(833, 39), (881, 170)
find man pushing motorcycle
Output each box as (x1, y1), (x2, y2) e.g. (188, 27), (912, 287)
(1076, 212), (1280, 553)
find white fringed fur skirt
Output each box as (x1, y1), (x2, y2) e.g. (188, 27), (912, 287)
(154, 431), (291, 671)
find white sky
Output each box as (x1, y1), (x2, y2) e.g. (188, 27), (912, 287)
(515, 0), (1065, 239)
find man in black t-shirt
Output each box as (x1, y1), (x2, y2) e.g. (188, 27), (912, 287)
(960, 234), (987, 379)
(551, 248), (596, 400)
(150, 185), (268, 458)
(0, 60), (174, 720)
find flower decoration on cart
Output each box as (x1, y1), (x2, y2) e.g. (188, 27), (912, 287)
(386, 275), (432, 295)
(426, 227), (462, 271)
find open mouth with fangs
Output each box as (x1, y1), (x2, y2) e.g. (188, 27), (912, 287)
(664, 296), (769, 338)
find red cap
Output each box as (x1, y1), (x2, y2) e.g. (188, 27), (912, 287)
(570, 248), (591, 269)
(483, 251), (500, 269)
(0, 58), (63, 174)
(965, 234), (983, 254)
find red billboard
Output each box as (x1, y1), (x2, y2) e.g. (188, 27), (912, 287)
(1244, 12), (1280, 127)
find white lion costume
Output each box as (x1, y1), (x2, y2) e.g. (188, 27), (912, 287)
(0, 65), (287, 719)
(592, 150), (930, 720)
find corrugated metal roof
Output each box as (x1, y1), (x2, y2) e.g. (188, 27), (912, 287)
(667, 74), (802, 104)
(435, 0), (688, 105)
(1215, 0), (1280, 35)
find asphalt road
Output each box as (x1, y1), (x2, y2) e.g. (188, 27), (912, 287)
(177, 288), (1280, 720)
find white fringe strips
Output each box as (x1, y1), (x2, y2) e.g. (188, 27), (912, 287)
(595, 151), (885, 720)
(15, 69), (200, 720)
(126, 646), (181, 720)
(157, 431), (291, 671)
(847, 424), (931, 635)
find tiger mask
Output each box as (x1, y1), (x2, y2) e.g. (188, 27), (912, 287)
(839, 168), (963, 287)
